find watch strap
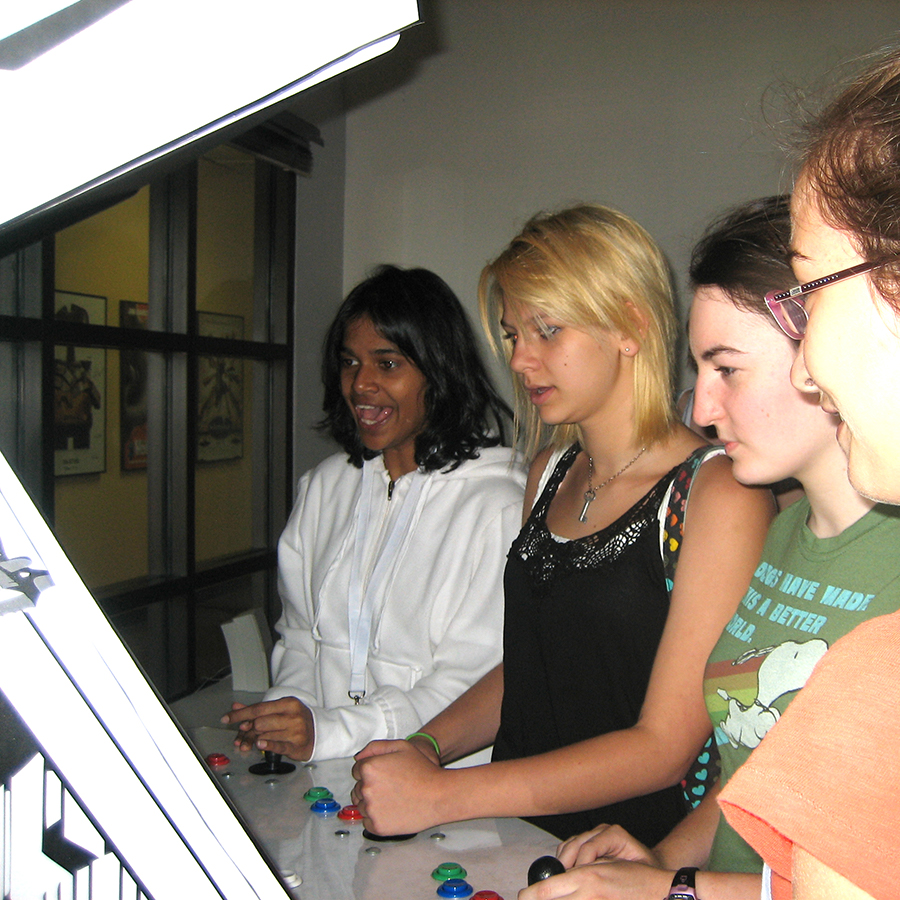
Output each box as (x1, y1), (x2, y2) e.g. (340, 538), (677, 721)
(666, 866), (699, 899)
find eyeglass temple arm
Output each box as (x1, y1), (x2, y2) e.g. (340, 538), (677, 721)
(767, 261), (879, 304)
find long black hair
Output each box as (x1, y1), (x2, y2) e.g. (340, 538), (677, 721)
(319, 265), (512, 470)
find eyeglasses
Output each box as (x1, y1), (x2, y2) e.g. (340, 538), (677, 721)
(765, 261), (883, 340)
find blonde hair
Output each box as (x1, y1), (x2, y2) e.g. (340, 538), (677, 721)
(478, 204), (677, 457)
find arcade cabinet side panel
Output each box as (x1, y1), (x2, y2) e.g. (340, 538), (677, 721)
(0, 449), (292, 900)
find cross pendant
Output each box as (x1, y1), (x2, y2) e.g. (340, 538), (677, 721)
(579, 489), (596, 523)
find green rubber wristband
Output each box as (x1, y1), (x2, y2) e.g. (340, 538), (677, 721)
(406, 731), (441, 760)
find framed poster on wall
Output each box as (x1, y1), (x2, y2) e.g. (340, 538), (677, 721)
(54, 291), (107, 477)
(119, 300), (149, 471)
(197, 312), (244, 463)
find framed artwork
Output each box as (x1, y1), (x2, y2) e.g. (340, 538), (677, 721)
(197, 312), (244, 463)
(119, 301), (149, 470)
(54, 291), (107, 477)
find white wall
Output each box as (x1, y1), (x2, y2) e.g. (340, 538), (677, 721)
(294, 0), (899, 472)
(340, 0), (898, 353)
(289, 80), (349, 477)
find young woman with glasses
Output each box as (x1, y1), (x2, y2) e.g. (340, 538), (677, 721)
(719, 47), (900, 900)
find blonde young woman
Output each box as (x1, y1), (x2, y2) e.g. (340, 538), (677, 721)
(350, 205), (772, 844)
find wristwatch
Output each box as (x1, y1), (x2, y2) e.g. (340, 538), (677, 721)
(666, 867), (699, 899)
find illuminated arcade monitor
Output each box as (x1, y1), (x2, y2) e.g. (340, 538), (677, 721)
(0, 450), (292, 898)
(0, 2), (419, 897)
(0, 0), (418, 250)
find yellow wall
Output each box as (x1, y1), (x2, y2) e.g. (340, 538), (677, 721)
(53, 147), (261, 589)
(54, 187), (151, 588)
(194, 148), (256, 565)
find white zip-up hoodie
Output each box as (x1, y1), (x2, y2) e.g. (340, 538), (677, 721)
(265, 446), (526, 761)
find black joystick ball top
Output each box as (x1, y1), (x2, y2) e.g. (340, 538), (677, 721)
(249, 751), (296, 775)
(361, 828), (417, 842)
(527, 855), (566, 885)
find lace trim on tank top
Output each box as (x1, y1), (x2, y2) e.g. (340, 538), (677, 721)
(511, 443), (673, 589)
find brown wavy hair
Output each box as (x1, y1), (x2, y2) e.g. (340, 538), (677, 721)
(799, 45), (900, 308)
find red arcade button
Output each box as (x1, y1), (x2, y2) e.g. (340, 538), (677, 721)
(338, 804), (363, 821)
(206, 753), (230, 767)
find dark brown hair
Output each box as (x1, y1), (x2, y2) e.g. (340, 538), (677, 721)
(689, 195), (794, 323)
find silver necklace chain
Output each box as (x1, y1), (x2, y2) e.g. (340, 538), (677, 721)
(579, 446), (647, 523)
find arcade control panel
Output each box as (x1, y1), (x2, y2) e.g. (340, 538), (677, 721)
(189, 727), (559, 899)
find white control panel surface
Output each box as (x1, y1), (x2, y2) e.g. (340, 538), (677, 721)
(172, 682), (558, 900)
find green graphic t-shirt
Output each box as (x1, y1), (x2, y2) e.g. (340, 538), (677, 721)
(704, 498), (900, 872)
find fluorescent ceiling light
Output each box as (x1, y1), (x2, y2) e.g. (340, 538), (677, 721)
(0, 1), (80, 42)
(0, 0), (418, 237)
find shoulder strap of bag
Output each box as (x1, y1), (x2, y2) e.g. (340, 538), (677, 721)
(658, 445), (724, 810)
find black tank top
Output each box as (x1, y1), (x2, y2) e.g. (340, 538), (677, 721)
(492, 443), (692, 842)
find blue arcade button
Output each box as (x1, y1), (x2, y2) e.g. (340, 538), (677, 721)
(310, 798), (341, 816)
(436, 878), (474, 898)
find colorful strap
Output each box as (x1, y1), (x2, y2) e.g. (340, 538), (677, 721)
(660, 445), (724, 810)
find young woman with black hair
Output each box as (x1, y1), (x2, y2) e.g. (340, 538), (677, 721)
(222, 264), (525, 762)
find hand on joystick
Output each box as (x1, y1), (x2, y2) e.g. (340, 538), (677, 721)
(221, 697), (315, 761)
(249, 750), (296, 775)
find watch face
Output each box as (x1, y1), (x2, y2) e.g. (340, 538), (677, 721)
(668, 892), (696, 900)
